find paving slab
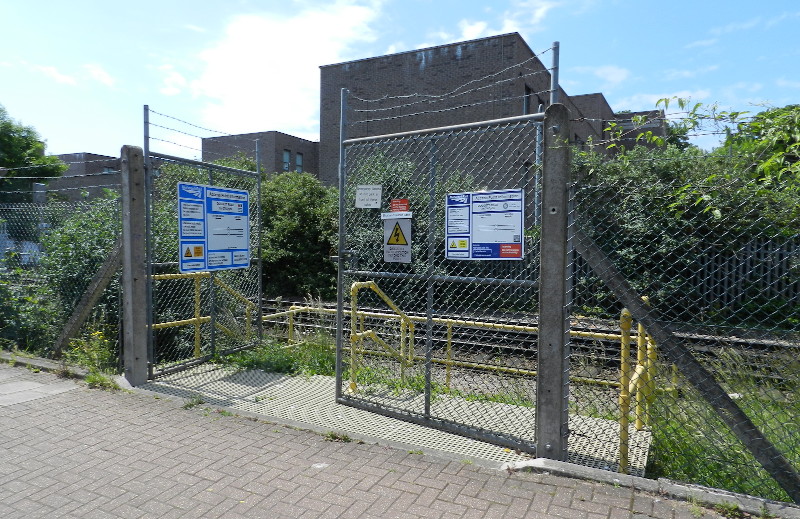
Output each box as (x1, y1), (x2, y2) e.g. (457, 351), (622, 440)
(1, 362), (798, 518)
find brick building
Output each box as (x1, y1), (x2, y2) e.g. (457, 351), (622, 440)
(201, 131), (318, 177)
(318, 32), (663, 185)
(46, 152), (120, 200)
(198, 33), (663, 185)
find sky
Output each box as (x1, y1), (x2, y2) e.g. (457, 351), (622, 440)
(1, 0), (799, 159)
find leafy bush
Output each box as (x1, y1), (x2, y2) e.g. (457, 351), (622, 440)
(260, 172), (338, 299)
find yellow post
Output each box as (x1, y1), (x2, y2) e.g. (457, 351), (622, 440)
(288, 310), (295, 344)
(446, 322), (453, 391)
(645, 331), (658, 427)
(348, 285), (359, 393)
(400, 319), (407, 381)
(635, 296), (649, 431)
(194, 276), (202, 358)
(618, 308), (633, 473)
(245, 305), (252, 340)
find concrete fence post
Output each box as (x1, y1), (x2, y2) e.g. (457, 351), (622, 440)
(536, 103), (571, 460)
(121, 145), (149, 386)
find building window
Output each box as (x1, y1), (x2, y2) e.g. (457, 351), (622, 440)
(523, 85), (533, 115)
(282, 150), (290, 171)
(295, 152), (303, 172)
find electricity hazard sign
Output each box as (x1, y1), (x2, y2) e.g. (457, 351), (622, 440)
(383, 217), (411, 263)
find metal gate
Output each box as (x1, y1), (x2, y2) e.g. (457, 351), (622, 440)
(144, 152), (262, 378)
(334, 106), (548, 453)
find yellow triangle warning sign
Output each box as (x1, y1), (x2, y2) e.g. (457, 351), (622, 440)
(387, 222), (408, 245)
(184, 247), (193, 258)
(450, 240), (457, 248)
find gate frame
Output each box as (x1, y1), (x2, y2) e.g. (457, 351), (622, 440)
(334, 91), (550, 453)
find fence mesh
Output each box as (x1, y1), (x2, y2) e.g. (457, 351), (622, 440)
(147, 154), (261, 376)
(569, 165), (800, 501)
(338, 118), (544, 452)
(0, 183), (122, 373)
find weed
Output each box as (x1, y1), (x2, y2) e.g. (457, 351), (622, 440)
(323, 431), (352, 443)
(461, 459), (473, 465)
(215, 409), (234, 417)
(688, 496), (704, 518)
(66, 330), (117, 374)
(85, 372), (120, 391)
(408, 449), (423, 455)
(221, 334), (335, 377)
(183, 394), (205, 409)
(713, 502), (744, 519)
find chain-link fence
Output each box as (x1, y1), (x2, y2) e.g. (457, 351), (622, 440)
(336, 116), (545, 452)
(569, 166), (800, 501)
(146, 153), (262, 377)
(0, 183), (122, 373)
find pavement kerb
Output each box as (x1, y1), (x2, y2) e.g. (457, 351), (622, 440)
(503, 458), (800, 519)
(3, 351), (799, 518)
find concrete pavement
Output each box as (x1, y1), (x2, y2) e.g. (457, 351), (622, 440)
(1, 360), (798, 519)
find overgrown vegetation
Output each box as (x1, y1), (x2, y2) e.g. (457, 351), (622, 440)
(572, 102), (800, 331)
(220, 334), (336, 378)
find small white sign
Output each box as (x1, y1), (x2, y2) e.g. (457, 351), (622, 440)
(355, 185), (382, 208)
(383, 218), (412, 263)
(380, 211), (412, 220)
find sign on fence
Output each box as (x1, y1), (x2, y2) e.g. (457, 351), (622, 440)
(445, 189), (524, 260)
(382, 212), (412, 263)
(178, 182), (250, 273)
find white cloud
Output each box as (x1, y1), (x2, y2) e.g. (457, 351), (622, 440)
(664, 65), (719, 81)
(35, 65), (77, 85)
(612, 90), (712, 113)
(777, 78), (800, 89)
(447, 0), (559, 46)
(458, 20), (489, 40)
(84, 64), (115, 87)
(574, 65), (630, 90)
(159, 65), (187, 96)
(184, 24), (206, 33)
(765, 11), (800, 28)
(710, 17), (761, 36)
(685, 38), (717, 49)
(191, 0), (382, 140)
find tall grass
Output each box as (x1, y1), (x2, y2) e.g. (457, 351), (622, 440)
(646, 349), (799, 502)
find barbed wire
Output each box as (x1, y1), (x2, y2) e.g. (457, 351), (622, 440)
(0, 171), (121, 180)
(352, 89), (553, 126)
(0, 157), (117, 174)
(350, 45), (553, 104)
(0, 183), (122, 195)
(352, 68), (553, 116)
(148, 137), (204, 155)
(149, 109), (240, 138)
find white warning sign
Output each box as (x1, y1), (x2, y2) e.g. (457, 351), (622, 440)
(383, 218), (411, 263)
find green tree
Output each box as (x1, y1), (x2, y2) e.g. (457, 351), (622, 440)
(0, 105), (67, 203)
(722, 104), (800, 186)
(260, 172), (338, 299)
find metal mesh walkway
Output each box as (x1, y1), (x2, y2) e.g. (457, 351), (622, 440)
(142, 365), (650, 475)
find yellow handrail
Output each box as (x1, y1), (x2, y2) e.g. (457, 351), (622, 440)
(152, 271), (256, 357)
(618, 308), (633, 473)
(348, 281), (416, 392)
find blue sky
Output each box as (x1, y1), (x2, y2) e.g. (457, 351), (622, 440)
(1, 0), (798, 158)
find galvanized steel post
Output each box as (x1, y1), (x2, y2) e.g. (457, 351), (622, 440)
(335, 88), (349, 401)
(549, 42), (560, 105)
